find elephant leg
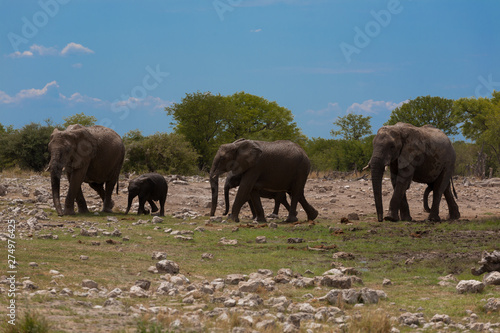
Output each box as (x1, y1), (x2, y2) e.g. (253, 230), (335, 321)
(64, 172), (86, 215)
(250, 191), (266, 223)
(387, 177), (412, 222)
(444, 184), (460, 220)
(299, 193), (319, 221)
(89, 182), (106, 201)
(230, 178), (256, 223)
(427, 172), (451, 222)
(138, 196), (148, 215)
(399, 190), (412, 222)
(148, 199), (159, 213)
(102, 180), (116, 213)
(285, 191), (300, 223)
(76, 187), (89, 214)
(159, 195), (166, 217)
(248, 198), (257, 219)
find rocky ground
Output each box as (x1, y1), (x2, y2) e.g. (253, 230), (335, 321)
(0, 172), (499, 332)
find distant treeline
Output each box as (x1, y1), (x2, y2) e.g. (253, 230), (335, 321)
(0, 90), (499, 178)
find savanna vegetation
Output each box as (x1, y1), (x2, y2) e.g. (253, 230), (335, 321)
(1, 91), (500, 177)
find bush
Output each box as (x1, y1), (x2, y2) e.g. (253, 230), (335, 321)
(123, 132), (200, 175)
(0, 122), (56, 172)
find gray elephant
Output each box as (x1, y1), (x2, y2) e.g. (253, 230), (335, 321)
(48, 125), (125, 215)
(222, 171), (292, 219)
(210, 139), (318, 223)
(422, 183), (458, 213)
(125, 173), (168, 216)
(367, 123), (460, 222)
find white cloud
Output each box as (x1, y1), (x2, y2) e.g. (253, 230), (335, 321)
(0, 82), (171, 116)
(250, 28), (262, 33)
(7, 43), (94, 58)
(60, 42), (94, 56)
(346, 99), (407, 115)
(72, 63), (83, 69)
(8, 50), (34, 58)
(306, 102), (341, 116)
(0, 81), (60, 104)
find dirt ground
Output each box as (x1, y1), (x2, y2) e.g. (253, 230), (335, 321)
(141, 174), (500, 223)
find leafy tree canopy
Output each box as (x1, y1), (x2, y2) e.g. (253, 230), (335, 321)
(331, 113), (372, 141)
(63, 112), (97, 128)
(385, 96), (459, 136)
(166, 91), (305, 169)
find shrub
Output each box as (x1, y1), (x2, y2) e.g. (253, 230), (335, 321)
(123, 132), (200, 175)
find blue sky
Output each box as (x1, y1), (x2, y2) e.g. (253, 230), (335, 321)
(1, 0), (499, 139)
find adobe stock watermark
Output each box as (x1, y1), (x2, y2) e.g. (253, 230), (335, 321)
(340, 0), (408, 64)
(99, 65), (169, 128)
(475, 74), (500, 97)
(213, 0), (242, 21)
(8, 0), (71, 53)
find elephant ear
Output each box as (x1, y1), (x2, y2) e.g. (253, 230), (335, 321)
(397, 127), (426, 170)
(233, 139), (262, 174)
(69, 127), (98, 170)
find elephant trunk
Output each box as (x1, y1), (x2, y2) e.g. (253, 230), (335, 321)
(223, 179), (230, 216)
(125, 193), (133, 214)
(210, 174), (219, 216)
(370, 157), (385, 222)
(49, 155), (64, 216)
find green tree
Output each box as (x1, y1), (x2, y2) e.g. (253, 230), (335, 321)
(62, 112), (97, 127)
(454, 91), (500, 175)
(166, 91), (305, 170)
(385, 96), (459, 136)
(3, 122), (56, 171)
(123, 132), (199, 175)
(331, 113), (372, 141)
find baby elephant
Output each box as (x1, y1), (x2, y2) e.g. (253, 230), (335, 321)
(125, 173), (168, 216)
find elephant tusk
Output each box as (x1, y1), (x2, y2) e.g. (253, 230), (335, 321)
(362, 164), (370, 171)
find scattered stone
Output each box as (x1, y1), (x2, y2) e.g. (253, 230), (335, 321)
(347, 213), (359, 220)
(471, 250), (500, 275)
(152, 216), (163, 224)
(256, 236), (267, 243)
(483, 271), (500, 285)
(106, 216), (118, 223)
(456, 280), (485, 294)
(23, 280), (37, 290)
(81, 228), (98, 237)
(219, 237), (238, 245)
(430, 314), (451, 324)
(135, 279), (151, 291)
(332, 252), (355, 260)
(399, 312), (425, 327)
(382, 278), (392, 286)
(80, 255), (89, 260)
(152, 251), (167, 260)
(484, 298), (500, 312)
(29, 262), (38, 268)
(201, 253), (214, 260)
(156, 260), (180, 274)
(320, 275), (352, 289)
(225, 274), (246, 285)
(130, 285), (148, 298)
(82, 279), (98, 289)
(287, 238), (303, 243)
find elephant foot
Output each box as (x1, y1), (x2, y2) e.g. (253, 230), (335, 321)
(400, 215), (413, 222)
(307, 209), (319, 221)
(255, 217), (267, 223)
(228, 214), (239, 223)
(448, 211), (461, 220)
(427, 214), (441, 222)
(284, 215), (299, 223)
(63, 208), (76, 215)
(384, 215), (399, 222)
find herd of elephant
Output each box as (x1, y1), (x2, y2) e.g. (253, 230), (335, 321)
(48, 122), (460, 222)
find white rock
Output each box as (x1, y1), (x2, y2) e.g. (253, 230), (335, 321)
(483, 271), (500, 285)
(456, 280), (485, 294)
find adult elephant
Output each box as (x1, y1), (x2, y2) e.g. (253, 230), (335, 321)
(367, 123), (460, 222)
(210, 139), (318, 223)
(222, 171), (292, 219)
(48, 125), (125, 215)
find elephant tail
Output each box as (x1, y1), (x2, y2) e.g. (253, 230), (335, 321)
(451, 177), (458, 199)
